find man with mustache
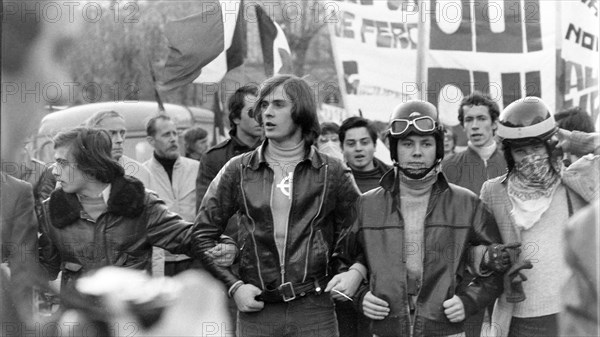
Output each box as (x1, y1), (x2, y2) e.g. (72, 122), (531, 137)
(143, 115), (198, 276)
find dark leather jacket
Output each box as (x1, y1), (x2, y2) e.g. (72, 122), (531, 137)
(353, 169), (504, 337)
(192, 143), (361, 290)
(39, 176), (196, 290)
(196, 131), (260, 211)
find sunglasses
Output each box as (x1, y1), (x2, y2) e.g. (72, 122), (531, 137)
(390, 116), (437, 136)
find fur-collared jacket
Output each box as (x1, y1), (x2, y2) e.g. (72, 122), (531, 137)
(39, 175), (196, 290)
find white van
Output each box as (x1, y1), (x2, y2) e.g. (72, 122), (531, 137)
(33, 101), (215, 164)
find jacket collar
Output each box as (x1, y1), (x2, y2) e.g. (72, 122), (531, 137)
(379, 166), (450, 195)
(229, 130), (260, 151)
(49, 175), (145, 228)
(247, 139), (324, 171)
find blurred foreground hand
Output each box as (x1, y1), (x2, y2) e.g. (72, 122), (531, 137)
(59, 267), (231, 336)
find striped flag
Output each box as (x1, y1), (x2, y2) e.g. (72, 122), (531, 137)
(161, 0), (246, 91)
(255, 5), (292, 77)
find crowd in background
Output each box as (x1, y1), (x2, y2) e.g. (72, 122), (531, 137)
(2, 2), (599, 337)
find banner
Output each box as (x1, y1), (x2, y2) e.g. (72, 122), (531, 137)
(558, 0), (599, 129)
(328, 0), (421, 121)
(425, 0), (556, 130)
(328, 0), (599, 134)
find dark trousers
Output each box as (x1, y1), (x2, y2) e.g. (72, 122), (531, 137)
(335, 300), (371, 337)
(237, 293), (339, 337)
(463, 307), (484, 337)
(508, 314), (558, 337)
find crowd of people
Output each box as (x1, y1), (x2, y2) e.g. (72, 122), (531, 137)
(2, 3), (599, 337)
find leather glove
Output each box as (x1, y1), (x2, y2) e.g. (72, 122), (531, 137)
(483, 242), (521, 273)
(505, 260), (533, 303)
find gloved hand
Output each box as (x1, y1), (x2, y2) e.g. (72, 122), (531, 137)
(482, 242), (521, 273)
(505, 260), (533, 303)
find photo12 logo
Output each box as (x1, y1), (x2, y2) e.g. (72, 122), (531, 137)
(2, 1), (139, 24)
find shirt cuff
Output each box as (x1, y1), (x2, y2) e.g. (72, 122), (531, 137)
(228, 280), (244, 298)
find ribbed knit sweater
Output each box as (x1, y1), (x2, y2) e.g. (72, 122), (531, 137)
(399, 172), (436, 291)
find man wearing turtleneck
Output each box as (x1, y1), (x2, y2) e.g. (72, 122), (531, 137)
(193, 75), (364, 337)
(340, 117), (391, 195)
(442, 92), (507, 196)
(354, 101), (504, 337)
(143, 115), (199, 276)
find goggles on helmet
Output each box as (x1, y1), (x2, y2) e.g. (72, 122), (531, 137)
(390, 116), (437, 137)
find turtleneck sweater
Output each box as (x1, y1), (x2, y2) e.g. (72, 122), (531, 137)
(351, 158), (390, 193)
(399, 170), (436, 294)
(154, 152), (177, 182)
(264, 140), (305, 268)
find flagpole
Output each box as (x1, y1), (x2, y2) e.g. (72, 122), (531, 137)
(415, 1), (429, 101)
(148, 60), (166, 113)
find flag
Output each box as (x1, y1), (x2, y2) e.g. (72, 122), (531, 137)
(212, 89), (226, 144)
(161, 0), (246, 91)
(255, 5), (292, 77)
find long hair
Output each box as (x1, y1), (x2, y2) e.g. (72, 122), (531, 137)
(53, 127), (124, 183)
(183, 126), (208, 156)
(255, 75), (320, 149)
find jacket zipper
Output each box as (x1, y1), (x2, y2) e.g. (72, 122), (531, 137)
(240, 166), (265, 289)
(302, 164), (327, 282)
(400, 187), (437, 337)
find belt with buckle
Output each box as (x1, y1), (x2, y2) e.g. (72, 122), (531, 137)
(256, 276), (329, 303)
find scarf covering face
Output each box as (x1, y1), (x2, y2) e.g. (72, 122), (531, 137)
(507, 153), (561, 230)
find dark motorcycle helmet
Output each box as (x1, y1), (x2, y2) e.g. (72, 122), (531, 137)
(387, 100), (445, 163)
(497, 97), (559, 171)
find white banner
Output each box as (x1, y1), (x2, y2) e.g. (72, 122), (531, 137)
(328, 0), (421, 121)
(558, 0), (599, 129)
(425, 0), (557, 130)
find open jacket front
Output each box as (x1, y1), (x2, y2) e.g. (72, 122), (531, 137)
(192, 143), (361, 291)
(352, 169), (504, 337)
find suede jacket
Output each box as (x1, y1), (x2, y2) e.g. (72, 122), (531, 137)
(39, 176), (196, 290)
(352, 169), (504, 337)
(192, 142), (361, 291)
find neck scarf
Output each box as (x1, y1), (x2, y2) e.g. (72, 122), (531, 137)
(398, 164), (439, 191)
(507, 153), (561, 230)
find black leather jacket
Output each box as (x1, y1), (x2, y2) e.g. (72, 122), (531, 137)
(192, 143), (361, 290)
(196, 131), (259, 211)
(352, 169), (504, 337)
(39, 176), (197, 290)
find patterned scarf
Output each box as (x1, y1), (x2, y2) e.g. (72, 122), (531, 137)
(507, 153), (561, 230)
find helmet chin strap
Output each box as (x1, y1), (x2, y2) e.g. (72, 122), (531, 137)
(394, 160), (439, 180)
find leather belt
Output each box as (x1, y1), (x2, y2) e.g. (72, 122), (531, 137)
(256, 276), (330, 303)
